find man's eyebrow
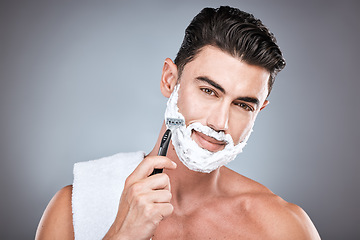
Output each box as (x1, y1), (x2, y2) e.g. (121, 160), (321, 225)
(235, 96), (260, 106)
(195, 76), (226, 94)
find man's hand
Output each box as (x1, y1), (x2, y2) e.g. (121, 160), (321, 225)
(103, 155), (177, 240)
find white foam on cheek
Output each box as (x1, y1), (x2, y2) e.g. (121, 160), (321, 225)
(164, 84), (185, 123)
(164, 84), (253, 173)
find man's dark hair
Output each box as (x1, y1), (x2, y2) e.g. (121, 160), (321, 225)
(174, 6), (286, 96)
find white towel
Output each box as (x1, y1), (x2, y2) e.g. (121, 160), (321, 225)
(72, 151), (145, 240)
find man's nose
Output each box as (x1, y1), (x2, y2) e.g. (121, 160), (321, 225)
(206, 102), (229, 132)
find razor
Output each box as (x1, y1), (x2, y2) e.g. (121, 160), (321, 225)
(150, 118), (185, 175)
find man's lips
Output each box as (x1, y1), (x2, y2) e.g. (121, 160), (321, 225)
(191, 130), (226, 152)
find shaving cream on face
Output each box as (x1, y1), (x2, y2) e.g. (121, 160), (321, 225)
(165, 84), (253, 173)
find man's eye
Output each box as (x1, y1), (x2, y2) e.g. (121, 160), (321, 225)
(201, 88), (215, 96)
(236, 102), (253, 112)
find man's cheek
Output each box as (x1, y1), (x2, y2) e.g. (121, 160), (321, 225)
(184, 103), (206, 122)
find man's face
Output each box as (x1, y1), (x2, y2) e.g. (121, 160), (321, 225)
(176, 46), (270, 152)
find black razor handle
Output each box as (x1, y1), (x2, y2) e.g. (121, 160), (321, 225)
(150, 129), (172, 175)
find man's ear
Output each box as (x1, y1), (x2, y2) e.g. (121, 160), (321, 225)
(160, 58), (178, 98)
(260, 100), (269, 111)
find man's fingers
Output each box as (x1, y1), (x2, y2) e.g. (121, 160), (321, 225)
(127, 174), (171, 202)
(154, 203), (174, 220)
(141, 156), (177, 176)
(146, 190), (172, 203)
(145, 173), (171, 191)
(126, 156), (176, 186)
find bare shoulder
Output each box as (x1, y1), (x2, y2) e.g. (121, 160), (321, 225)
(220, 167), (321, 239)
(251, 193), (321, 240)
(35, 185), (74, 240)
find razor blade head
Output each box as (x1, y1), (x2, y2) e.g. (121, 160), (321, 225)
(166, 118), (185, 129)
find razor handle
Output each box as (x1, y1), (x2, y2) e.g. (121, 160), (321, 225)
(150, 129), (172, 175)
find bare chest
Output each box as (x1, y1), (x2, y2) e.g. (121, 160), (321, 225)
(152, 204), (268, 240)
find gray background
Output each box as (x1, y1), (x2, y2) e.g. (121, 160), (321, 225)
(1, 0), (359, 239)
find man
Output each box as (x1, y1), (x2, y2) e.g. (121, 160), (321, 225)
(36, 6), (321, 239)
